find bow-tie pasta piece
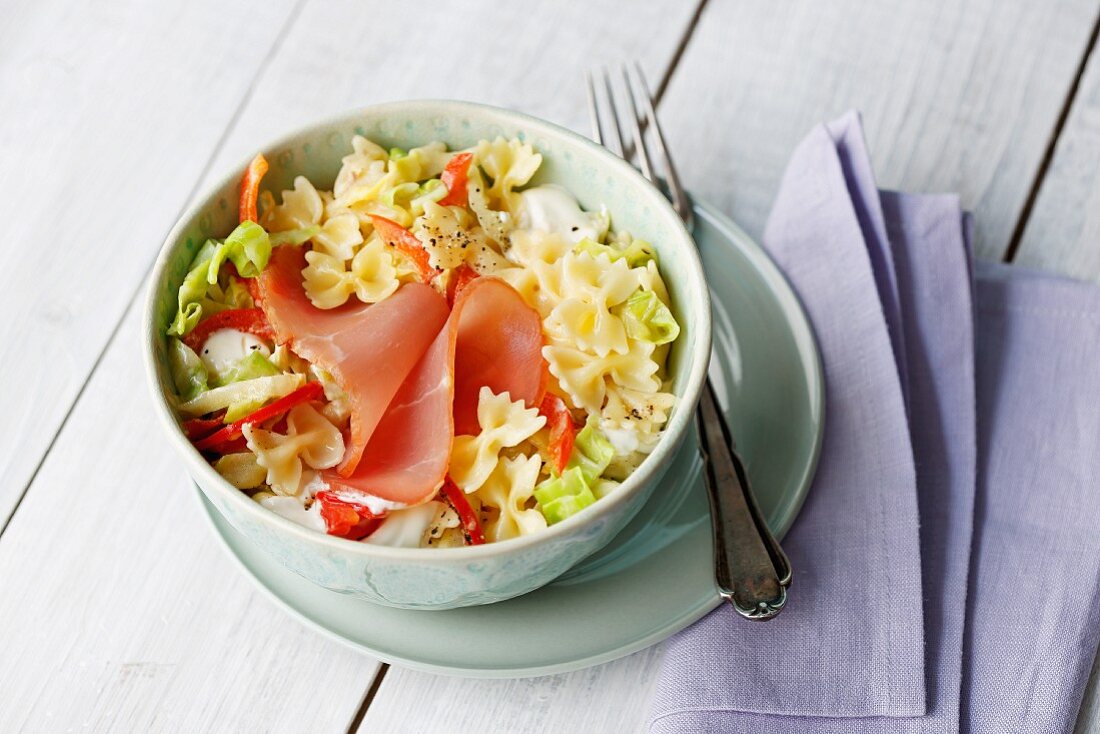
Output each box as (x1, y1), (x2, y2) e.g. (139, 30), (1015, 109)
(450, 388), (546, 493)
(333, 135), (389, 199)
(302, 236), (400, 309)
(413, 201), (499, 272)
(602, 384), (677, 455)
(261, 176), (323, 232)
(243, 403), (345, 496)
(213, 452), (268, 489)
(311, 212), (364, 261)
(546, 252), (643, 357)
(543, 339), (660, 414)
(474, 137), (542, 212)
(474, 454), (547, 542)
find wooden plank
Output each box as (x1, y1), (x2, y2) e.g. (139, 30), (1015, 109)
(1006, 28), (1100, 733)
(228, 0), (711, 726)
(0, 0), (707, 729)
(199, 0), (705, 178)
(1015, 35), (1100, 281)
(0, 308), (380, 732)
(655, 0), (1100, 260)
(0, 0), (301, 527)
(358, 647), (665, 733)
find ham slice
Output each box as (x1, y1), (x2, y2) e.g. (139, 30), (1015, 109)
(451, 279), (546, 436)
(323, 277), (546, 505)
(257, 246), (449, 475)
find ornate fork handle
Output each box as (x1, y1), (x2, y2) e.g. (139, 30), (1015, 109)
(697, 381), (791, 619)
(587, 63), (792, 620)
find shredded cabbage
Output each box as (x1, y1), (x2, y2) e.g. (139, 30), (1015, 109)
(215, 351), (280, 387)
(177, 373), (304, 418)
(206, 221), (272, 280)
(388, 147), (408, 160)
(270, 225), (320, 247)
(574, 237), (656, 268)
(619, 289), (680, 345)
(167, 242), (218, 336)
(568, 416), (615, 482)
(168, 338), (208, 401)
(534, 467), (596, 524)
(167, 222), (272, 337)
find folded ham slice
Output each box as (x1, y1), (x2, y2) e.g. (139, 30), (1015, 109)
(323, 277), (546, 505)
(257, 246), (449, 476)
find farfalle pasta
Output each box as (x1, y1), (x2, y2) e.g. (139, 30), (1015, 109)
(166, 132), (682, 546)
(450, 388), (546, 493)
(243, 403), (345, 496)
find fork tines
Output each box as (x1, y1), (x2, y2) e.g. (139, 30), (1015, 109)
(586, 63), (694, 231)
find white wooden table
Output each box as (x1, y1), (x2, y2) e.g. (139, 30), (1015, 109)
(2, 1), (1099, 731)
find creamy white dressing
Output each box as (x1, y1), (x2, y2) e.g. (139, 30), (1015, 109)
(260, 495), (326, 533)
(321, 486), (407, 516)
(363, 501), (443, 547)
(602, 422), (641, 456)
(516, 184), (601, 244)
(199, 328), (271, 378)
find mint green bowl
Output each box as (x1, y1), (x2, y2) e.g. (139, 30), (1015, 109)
(143, 101), (711, 610)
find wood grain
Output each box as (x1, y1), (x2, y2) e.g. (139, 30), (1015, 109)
(1015, 32), (1100, 281)
(0, 0), (301, 527)
(1008, 26), (1100, 733)
(198, 0), (706, 186)
(655, 0), (1100, 260)
(5, 0), (1100, 730)
(0, 308), (380, 732)
(358, 647), (665, 734)
(0, 0), (706, 730)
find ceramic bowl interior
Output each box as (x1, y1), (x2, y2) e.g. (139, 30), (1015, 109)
(144, 101), (711, 609)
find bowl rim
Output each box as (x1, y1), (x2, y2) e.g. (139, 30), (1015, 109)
(142, 99), (711, 563)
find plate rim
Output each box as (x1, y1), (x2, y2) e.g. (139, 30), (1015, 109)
(197, 198), (824, 678)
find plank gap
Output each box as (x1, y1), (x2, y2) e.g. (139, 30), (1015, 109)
(654, 0), (712, 104)
(1003, 6), (1100, 263)
(348, 664), (389, 733)
(0, 0), (311, 540)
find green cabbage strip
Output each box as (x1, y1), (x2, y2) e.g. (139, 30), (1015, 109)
(568, 416), (615, 482)
(269, 225), (320, 247)
(212, 351), (280, 387)
(381, 182), (421, 209)
(168, 339), (209, 402)
(177, 373), (304, 418)
(574, 237), (656, 268)
(167, 221), (272, 337)
(199, 277), (254, 319)
(619, 289), (680, 345)
(206, 220), (271, 280)
(534, 467), (597, 525)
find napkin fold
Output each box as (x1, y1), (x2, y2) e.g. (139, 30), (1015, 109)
(650, 112), (1100, 733)
(964, 264), (1100, 732)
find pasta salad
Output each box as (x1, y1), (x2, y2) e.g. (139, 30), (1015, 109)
(167, 135), (680, 547)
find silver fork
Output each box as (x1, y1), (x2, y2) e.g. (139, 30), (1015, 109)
(587, 64), (791, 620)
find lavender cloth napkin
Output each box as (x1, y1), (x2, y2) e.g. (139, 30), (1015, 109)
(649, 113), (1100, 733)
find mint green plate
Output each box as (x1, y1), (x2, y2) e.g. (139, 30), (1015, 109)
(197, 199), (823, 678)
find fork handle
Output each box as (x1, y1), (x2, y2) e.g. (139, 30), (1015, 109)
(697, 379), (791, 620)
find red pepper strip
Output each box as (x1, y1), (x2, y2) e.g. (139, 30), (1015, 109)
(239, 153), (269, 224)
(193, 382), (325, 452)
(446, 264), (480, 307)
(441, 477), (486, 545)
(540, 393), (577, 475)
(437, 152), (474, 208)
(369, 214), (435, 283)
(314, 490), (383, 540)
(182, 308), (275, 352)
(182, 416), (225, 441)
